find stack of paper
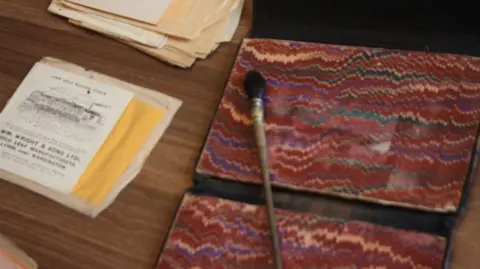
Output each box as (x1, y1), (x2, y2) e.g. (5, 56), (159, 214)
(0, 57), (181, 217)
(0, 234), (37, 269)
(48, 0), (245, 68)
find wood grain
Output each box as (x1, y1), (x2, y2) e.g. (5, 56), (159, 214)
(0, 1), (251, 268)
(0, 1), (478, 269)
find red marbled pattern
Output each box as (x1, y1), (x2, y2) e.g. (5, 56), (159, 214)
(196, 38), (480, 212)
(157, 194), (447, 269)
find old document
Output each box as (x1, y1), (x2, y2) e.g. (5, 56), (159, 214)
(0, 62), (133, 193)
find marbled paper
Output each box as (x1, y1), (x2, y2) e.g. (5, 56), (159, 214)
(157, 194), (447, 269)
(196, 38), (480, 212)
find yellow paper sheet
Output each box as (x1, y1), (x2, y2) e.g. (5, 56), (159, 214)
(72, 99), (164, 204)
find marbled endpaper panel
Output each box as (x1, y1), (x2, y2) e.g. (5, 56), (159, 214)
(196, 38), (480, 211)
(157, 194), (447, 269)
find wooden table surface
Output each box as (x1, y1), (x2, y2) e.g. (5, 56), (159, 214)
(0, 1), (479, 269)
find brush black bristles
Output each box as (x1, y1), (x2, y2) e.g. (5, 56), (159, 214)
(244, 70), (266, 100)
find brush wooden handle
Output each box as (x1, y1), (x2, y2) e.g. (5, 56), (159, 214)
(251, 98), (283, 269)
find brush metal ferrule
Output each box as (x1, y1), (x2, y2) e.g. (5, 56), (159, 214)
(250, 97), (267, 156)
(251, 98), (264, 123)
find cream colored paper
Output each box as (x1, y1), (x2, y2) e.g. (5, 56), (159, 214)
(48, 0), (244, 67)
(67, 0), (173, 25)
(164, 18), (227, 57)
(0, 62), (133, 193)
(0, 57), (182, 217)
(48, 0), (167, 48)
(126, 40), (197, 68)
(49, 0), (241, 65)
(217, 0), (244, 42)
(68, 20), (196, 68)
(61, 0), (237, 39)
(202, 0), (241, 32)
(55, 0), (224, 55)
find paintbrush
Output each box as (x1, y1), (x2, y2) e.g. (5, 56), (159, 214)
(244, 70), (283, 269)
